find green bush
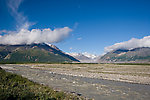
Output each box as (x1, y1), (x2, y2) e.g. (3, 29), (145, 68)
(0, 67), (83, 100)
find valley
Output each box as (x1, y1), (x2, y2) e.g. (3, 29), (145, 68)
(1, 0), (150, 100)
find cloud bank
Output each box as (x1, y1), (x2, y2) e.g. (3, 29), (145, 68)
(0, 0), (72, 45)
(105, 35), (150, 52)
(0, 27), (72, 45)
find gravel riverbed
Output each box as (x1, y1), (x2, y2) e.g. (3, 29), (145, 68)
(1, 64), (150, 100)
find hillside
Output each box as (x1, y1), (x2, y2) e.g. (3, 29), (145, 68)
(99, 47), (150, 63)
(0, 43), (79, 63)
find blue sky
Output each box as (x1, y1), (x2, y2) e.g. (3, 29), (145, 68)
(0, 0), (150, 55)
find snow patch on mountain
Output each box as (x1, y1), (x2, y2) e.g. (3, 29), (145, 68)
(67, 52), (98, 63)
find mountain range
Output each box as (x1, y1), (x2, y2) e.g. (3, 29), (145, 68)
(0, 43), (79, 63)
(67, 52), (98, 63)
(99, 47), (150, 63)
(1, 42), (150, 63)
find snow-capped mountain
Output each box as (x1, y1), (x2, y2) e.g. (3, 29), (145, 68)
(82, 52), (97, 59)
(67, 52), (98, 63)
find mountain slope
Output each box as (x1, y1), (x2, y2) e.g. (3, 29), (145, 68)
(99, 47), (150, 63)
(0, 43), (79, 63)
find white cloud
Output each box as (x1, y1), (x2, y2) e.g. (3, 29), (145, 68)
(69, 47), (73, 50)
(0, 0), (72, 45)
(7, 0), (33, 30)
(105, 35), (150, 52)
(0, 30), (7, 34)
(77, 37), (82, 40)
(0, 27), (72, 45)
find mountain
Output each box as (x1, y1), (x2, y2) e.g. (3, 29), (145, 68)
(0, 43), (79, 63)
(67, 52), (98, 63)
(99, 47), (150, 63)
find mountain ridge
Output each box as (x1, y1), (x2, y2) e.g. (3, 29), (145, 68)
(99, 47), (150, 63)
(0, 43), (79, 63)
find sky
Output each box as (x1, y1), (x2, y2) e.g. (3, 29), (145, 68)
(0, 0), (150, 55)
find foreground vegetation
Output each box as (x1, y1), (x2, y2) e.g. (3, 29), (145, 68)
(0, 67), (83, 100)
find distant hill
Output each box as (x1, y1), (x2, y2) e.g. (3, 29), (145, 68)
(99, 47), (150, 63)
(0, 43), (79, 63)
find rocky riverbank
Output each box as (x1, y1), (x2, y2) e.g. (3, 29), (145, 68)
(31, 64), (150, 85)
(1, 64), (150, 100)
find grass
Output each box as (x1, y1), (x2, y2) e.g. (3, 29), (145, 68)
(0, 67), (83, 100)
